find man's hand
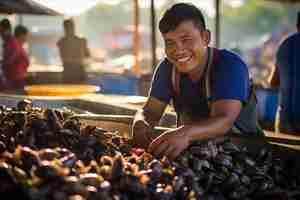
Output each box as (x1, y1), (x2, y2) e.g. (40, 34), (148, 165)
(132, 119), (154, 149)
(148, 126), (190, 160)
(132, 97), (167, 149)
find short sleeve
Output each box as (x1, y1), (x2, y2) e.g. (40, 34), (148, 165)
(211, 50), (250, 102)
(149, 58), (174, 104)
(276, 36), (291, 69)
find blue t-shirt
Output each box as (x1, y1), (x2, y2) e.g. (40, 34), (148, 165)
(149, 49), (250, 112)
(276, 32), (300, 123)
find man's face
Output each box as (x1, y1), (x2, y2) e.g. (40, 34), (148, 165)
(19, 33), (29, 44)
(0, 26), (11, 40)
(163, 20), (210, 73)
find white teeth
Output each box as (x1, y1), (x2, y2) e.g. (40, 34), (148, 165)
(177, 56), (190, 63)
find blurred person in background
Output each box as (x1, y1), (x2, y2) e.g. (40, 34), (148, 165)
(0, 18), (11, 89)
(12, 25), (30, 90)
(57, 18), (90, 83)
(132, 3), (263, 160)
(0, 19), (29, 91)
(270, 11), (300, 134)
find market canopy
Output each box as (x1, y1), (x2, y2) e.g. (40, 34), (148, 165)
(0, 0), (62, 15)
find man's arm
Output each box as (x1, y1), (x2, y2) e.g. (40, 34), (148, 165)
(132, 96), (167, 148)
(182, 99), (242, 141)
(184, 52), (247, 141)
(135, 97), (167, 126)
(56, 39), (64, 64)
(148, 51), (247, 159)
(148, 99), (242, 159)
(83, 38), (90, 58)
(270, 64), (280, 88)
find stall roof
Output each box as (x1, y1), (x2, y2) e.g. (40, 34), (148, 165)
(0, 0), (62, 15)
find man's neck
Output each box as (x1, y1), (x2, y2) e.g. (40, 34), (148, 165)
(65, 33), (75, 37)
(187, 49), (209, 82)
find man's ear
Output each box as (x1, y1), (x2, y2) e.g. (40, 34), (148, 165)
(202, 29), (211, 45)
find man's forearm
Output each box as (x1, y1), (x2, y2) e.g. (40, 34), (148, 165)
(270, 65), (280, 88)
(134, 108), (160, 128)
(182, 115), (234, 142)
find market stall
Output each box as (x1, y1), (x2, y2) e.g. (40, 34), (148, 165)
(0, 1), (299, 198)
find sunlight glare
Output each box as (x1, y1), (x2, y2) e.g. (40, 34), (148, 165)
(36, 0), (101, 16)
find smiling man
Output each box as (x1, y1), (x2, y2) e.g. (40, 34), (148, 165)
(132, 3), (263, 160)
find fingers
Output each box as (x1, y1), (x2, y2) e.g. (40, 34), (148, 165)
(149, 139), (179, 160)
(147, 129), (187, 160)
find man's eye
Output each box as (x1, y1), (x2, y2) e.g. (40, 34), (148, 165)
(165, 42), (175, 48)
(183, 38), (192, 43)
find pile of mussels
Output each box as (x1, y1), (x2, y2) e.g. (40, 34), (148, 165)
(0, 99), (299, 200)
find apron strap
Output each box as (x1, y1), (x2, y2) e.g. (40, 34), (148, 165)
(205, 47), (215, 106)
(172, 66), (181, 96)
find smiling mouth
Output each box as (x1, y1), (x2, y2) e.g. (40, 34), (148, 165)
(176, 56), (192, 64)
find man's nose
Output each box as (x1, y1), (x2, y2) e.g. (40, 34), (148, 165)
(175, 41), (186, 53)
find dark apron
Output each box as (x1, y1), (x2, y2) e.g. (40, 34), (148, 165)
(172, 48), (264, 136)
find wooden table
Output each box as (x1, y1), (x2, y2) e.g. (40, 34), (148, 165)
(265, 130), (300, 140)
(265, 130), (300, 150)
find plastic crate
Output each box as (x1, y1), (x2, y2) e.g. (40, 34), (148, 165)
(256, 88), (278, 123)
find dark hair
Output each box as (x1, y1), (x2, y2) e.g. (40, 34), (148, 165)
(63, 18), (74, 30)
(14, 25), (28, 37)
(159, 3), (206, 34)
(0, 18), (11, 31)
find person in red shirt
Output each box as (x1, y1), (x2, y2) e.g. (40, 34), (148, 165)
(0, 18), (12, 90)
(11, 25), (30, 89)
(0, 19), (29, 91)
